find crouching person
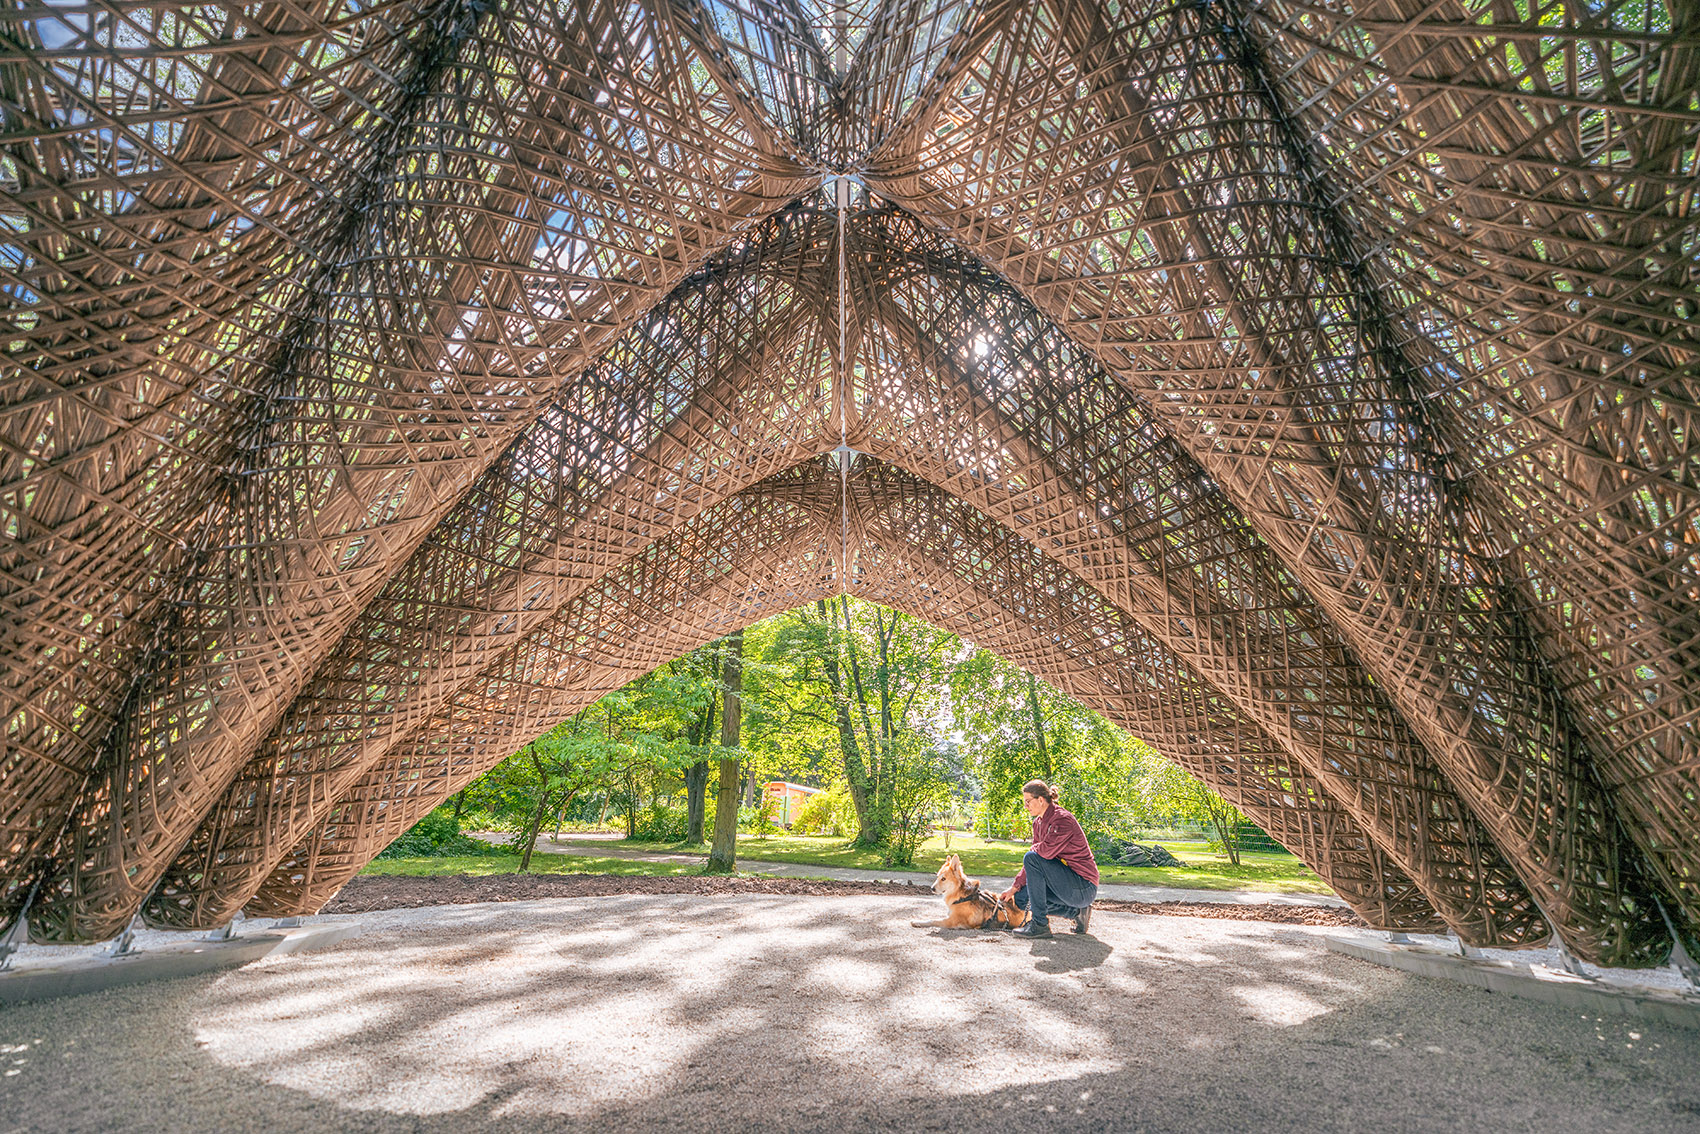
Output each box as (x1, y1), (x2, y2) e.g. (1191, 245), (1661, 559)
(998, 779), (1098, 939)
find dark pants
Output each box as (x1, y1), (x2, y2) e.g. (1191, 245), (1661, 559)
(1012, 850), (1097, 928)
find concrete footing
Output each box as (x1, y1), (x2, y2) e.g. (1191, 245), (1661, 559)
(0, 922), (359, 1006)
(1328, 935), (1700, 1029)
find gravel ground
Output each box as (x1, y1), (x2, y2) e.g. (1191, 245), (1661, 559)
(3, 894), (1697, 1134)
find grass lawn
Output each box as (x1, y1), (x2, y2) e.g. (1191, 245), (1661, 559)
(556, 833), (1331, 894)
(358, 853), (709, 878)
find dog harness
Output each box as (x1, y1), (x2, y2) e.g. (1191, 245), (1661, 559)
(950, 883), (1017, 930)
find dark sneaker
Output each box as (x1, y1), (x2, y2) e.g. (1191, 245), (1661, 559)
(1073, 906), (1093, 935)
(1014, 920), (1053, 939)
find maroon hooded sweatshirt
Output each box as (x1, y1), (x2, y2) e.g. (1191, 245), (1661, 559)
(1012, 803), (1099, 890)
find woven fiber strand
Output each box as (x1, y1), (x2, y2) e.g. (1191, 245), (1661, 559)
(2, 0), (1695, 964)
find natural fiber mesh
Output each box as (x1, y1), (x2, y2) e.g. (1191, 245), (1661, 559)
(252, 457), (1442, 932)
(1236, 0), (1700, 944)
(867, 0), (1685, 964)
(0, 0), (451, 933)
(845, 465), (1447, 932)
(845, 216), (1541, 944)
(2, 0), (1694, 964)
(147, 204), (1528, 941)
(248, 462), (847, 915)
(147, 210), (838, 927)
(12, 0), (808, 942)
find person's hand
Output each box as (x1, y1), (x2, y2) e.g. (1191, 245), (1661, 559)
(998, 887), (1016, 904)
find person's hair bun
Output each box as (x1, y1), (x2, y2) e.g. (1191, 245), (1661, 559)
(1021, 779), (1058, 802)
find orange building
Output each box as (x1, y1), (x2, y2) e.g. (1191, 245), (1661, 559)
(762, 781), (822, 827)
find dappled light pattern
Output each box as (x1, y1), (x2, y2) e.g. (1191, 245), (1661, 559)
(1, 0), (1696, 968)
(3, 897), (1682, 1131)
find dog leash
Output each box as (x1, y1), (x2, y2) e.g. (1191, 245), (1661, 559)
(950, 885), (1016, 929)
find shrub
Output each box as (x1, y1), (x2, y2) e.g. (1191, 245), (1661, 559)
(791, 783), (855, 836)
(881, 747), (951, 867)
(631, 801), (690, 842)
(974, 799), (1029, 842)
(754, 793), (780, 839)
(735, 803), (761, 834)
(376, 809), (498, 859)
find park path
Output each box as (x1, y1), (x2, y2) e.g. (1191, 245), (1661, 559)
(506, 832), (1347, 909)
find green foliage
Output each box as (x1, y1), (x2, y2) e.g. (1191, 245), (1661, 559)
(949, 649), (1249, 854)
(375, 809), (498, 859)
(766, 597), (960, 855)
(1137, 760), (1251, 865)
(790, 782), (855, 836)
(950, 651), (1143, 839)
(732, 803), (771, 836)
(974, 796), (1029, 842)
(452, 601), (1295, 886)
(752, 792), (779, 839)
(882, 743), (952, 867)
(631, 801), (690, 842)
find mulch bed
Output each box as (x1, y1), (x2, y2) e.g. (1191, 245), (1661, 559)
(322, 873), (1366, 928)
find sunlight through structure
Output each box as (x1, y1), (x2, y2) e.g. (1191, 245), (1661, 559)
(0, 0), (1695, 968)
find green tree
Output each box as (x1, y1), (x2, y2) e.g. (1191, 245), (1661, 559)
(764, 597), (956, 860)
(949, 648), (1151, 840)
(467, 716), (644, 871)
(1139, 759), (1249, 865)
(705, 628), (743, 873)
(467, 667), (717, 858)
(884, 740), (953, 867)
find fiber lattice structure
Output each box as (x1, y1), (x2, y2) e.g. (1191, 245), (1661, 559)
(0, 0), (1695, 964)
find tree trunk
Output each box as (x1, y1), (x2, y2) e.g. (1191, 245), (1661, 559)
(624, 767), (638, 839)
(519, 791), (552, 872)
(707, 629), (744, 872)
(1026, 672), (1053, 781)
(684, 760), (710, 843)
(819, 602), (877, 845)
(451, 791), (466, 822)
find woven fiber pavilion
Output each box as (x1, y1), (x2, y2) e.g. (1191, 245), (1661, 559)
(0, 0), (1696, 969)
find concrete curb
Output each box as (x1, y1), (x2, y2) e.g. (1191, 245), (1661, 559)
(0, 922), (361, 1005)
(1327, 935), (1700, 1029)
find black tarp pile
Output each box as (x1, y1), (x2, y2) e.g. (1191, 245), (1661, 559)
(1096, 840), (1182, 868)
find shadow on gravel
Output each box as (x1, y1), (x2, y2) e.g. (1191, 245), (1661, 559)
(1026, 934), (1112, 973)
(1, 894), (1696, 1134)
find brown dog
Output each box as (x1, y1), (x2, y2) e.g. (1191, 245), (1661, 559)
(911, 854), (1029, 930)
